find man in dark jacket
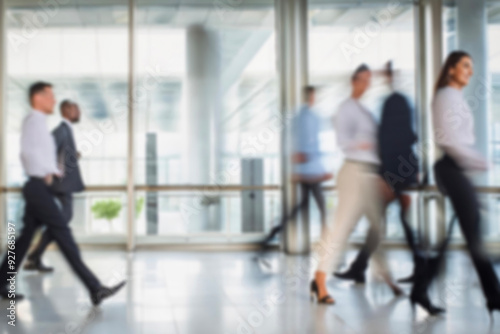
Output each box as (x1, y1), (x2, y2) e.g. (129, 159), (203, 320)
(24, 100), (85, 272)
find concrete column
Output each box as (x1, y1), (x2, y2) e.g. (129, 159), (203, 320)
(185, 25), (222, 231)
(276, 0), (309, 254)
(185, 25), (220, 183)
(456, 0), (489, 186)
(126, 0), (136, 251)
(417, 0), (444, 247)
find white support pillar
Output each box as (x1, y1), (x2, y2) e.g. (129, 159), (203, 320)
(276, 0), (309, 254)
(456, 0), (489, 186)
(416, 0), (443, 247)
(126, 0), (136, 252)
(185, 25), (222, 231)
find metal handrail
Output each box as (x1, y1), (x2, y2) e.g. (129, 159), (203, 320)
(3, 184), (500, 193)
(0, 184), (282, 193)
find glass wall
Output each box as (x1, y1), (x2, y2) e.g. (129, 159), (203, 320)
(133, 1), (278, 239)
(4, 0), (500, 248)
(2, 0), (280, 243)
(4, 0), (129, 238)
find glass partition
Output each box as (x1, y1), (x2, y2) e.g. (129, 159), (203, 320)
(133, 0), (278, 238)
(4, 1), (129, 239)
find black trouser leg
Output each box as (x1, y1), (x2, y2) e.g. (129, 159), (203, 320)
(344, 225), (379, 274)
(2, 179), (101, 293)
(442, 169), (500, 299)
(398, 195), (417, 254)
(28, 192), (73, 262)
(413, 157), (500, 302)
(309, 183), (326, 228)
(0, 206), (40, 284)
(262, 183), (310, 245)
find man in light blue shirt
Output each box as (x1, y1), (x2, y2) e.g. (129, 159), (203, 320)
(261, 86), (331, 248)
(293, 96), (325, 178)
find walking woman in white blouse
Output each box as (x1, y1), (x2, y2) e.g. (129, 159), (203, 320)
(310, 64), (402, 304)
(411, 51), (500, 316)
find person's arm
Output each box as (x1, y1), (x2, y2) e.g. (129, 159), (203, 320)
(52, 125), (65, 157)
(433, 92), (487, 171)
(397, 95), (418, 144)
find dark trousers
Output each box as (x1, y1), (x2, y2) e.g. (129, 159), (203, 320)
(0, 178), (101, 293)
(262, 182), (325, 245)
(344, 195), (417, 273)
(28, 192), (73, 262)
(412, 155), (500, 301)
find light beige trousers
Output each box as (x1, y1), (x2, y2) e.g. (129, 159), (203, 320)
(317, 161), (390, 278)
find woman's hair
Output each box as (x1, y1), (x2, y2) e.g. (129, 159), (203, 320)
(434, 50), (471, 93)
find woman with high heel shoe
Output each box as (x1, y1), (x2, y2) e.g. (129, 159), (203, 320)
(410, 50), (500, 316)
(311, 64), (402, 305)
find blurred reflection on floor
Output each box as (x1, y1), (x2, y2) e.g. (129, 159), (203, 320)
(0, 249), (498, 334)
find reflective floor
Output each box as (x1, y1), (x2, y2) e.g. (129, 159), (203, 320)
(0, 248), (499, 334)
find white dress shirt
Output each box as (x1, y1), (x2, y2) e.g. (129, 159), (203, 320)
(432, 86), (487, 171)
(333, 98), (380, 165)
(20, 109), (61, 178)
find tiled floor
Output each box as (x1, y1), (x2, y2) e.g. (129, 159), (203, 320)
(0, 249), (499, 334)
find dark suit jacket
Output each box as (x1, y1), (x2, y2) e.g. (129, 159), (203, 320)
(378, 92), (418, 193)
(51, 122), (85, 194)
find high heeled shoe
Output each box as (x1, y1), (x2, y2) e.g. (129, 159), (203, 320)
(410, 293), (445, 316)
(310, 280), (335, 305)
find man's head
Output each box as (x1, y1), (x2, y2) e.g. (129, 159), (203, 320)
(304, 86), (316, 106)
(29, 82), (55, 114)
(60, 100), (81, 123)
(351, 64), (371, 98)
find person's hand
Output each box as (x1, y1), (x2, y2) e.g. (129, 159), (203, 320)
(323, 173), (334, 181)
(292, 152), (307, 163)
(44, 174), (53, 186)
(357, 142), (373, 150)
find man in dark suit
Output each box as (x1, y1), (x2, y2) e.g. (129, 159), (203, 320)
(24, 100), (85, 272)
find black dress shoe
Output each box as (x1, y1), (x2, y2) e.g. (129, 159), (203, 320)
(90, 281), (126, 306)
(410, 292), (445, 316)
(0, 286), (24, 300)
(24, 260), (54, 273)
(334, 270), (366, 284)
(397, 274), (415, 284)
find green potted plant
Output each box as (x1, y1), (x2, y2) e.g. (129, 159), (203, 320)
(91, 199), (122, 232)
